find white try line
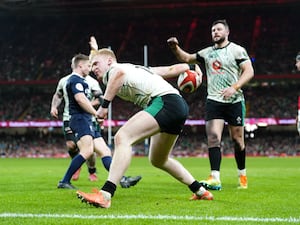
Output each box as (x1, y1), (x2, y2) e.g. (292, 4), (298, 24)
(0, 213), (299, 223)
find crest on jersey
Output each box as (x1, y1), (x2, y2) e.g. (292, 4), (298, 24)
(212, 60), (222, 71)
(75, 83), (84, 91)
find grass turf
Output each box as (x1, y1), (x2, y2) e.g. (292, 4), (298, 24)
(0, 157), (299, 225)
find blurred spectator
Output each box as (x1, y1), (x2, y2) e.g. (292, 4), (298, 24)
(0, 4), (299, 158)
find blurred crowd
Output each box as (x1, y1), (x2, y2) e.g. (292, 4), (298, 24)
(0, 6), (299, 82)
(0, 5), (300, 157)
(0, 83), (299, 121)
(1, 130), (299, 158)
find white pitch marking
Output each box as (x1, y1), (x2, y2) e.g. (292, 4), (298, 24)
(0, 213), (299, 223)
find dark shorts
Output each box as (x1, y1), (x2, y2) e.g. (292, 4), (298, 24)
(92, 121), (101, 137)
(69, 114), (100, 142)
(144, 94), (189, 135)
(205, 99), (245, 126)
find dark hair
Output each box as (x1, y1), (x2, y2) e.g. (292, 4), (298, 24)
(71, 53), (89, 69)
(212, 19), (229, 30)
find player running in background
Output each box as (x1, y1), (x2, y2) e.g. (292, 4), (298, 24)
(51, 53), (141, 189)
(51, 73), (101, 182)
(297, 96), (300, 136)
(76, 37), (212, 209)
(167, 19), (254, 190)
(295, 52), (300, 135)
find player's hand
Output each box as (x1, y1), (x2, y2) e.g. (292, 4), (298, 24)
(96, 117), (104, 124)
(221, 87), (236, 100)
(96, 107), (108, 124)
(50, 108), (58, 119)
(89, 36), (98, 51)
(167, 37), (179, 49)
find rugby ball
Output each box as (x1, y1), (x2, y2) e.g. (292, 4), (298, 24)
(177, 70), (201, 93)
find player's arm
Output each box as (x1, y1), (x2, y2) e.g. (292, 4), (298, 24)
(91, 89), (103, 108)
(96, 67), (124, 121)
(50, 92), (63, 119)
(167, 37), (198, 63)
(74, 93), (97, 116)
(89, 36), (99, 60)
(102, 67), (124, 102)
(221, 60), (254, 99)
(152, 63), (202, 82)
(231, 60), (254, 91)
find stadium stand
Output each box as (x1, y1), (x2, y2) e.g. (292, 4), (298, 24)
(0, 1), (299, 157)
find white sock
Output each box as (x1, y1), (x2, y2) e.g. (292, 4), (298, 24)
(196, 186), (207, 196)
(238, 169), (246, 176)
(100, 190), (112, 199)
(211, 170), (220, 181)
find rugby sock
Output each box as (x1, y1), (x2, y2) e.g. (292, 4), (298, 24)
(211, 170), (220, 181)
(208, 147), (221, 171)
(235, 148), (246, 170)
(188, 180), (201, 193)
(238, 169), (247, 176)
(102, 180), (117, 197)
(61, 154), (86, 183)
(101, 156), (112, 172)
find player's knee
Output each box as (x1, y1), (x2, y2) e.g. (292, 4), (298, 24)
(114, 130), (131, 146)
(81, 149), (94, 159)
(208, 134), (220, 147)
(149, 159), (163, 168)
(148, 156), (165, 168)
(66, 141), (77, 151)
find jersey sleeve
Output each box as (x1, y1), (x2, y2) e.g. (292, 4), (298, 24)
(70, 78), (85, 96)
(55, 78), (64, 95)
(235, 46), (250, 65)
(196, 48), (208, 65)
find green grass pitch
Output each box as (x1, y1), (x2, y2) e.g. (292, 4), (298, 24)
(0, 157), (299, 225)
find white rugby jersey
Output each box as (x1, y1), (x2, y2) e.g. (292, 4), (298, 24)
(102, 63), (179, 108)
(197, 42), (250, 103)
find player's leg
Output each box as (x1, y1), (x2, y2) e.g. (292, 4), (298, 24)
(85, 122), (105, 182)
(63, 121), (78, 158)
(86, 152), (98, 181)
(149, 133), (194, 183)
(77, 110), (159, 207)
(149, 133), (212, 201)
(93, 130), (142, 188)
(106, 111), (158, 187)
(65, 138), (82, 181)
(200, 119), (224, 190)
(76, 94), (212, 207)
(66, 140), (78, 158)
(58, 117), (95, 189)
(93, 137), (112, 171)
(228, 101), (247, 189)
(58, 135), (94, 189)
(229, 125), (247, 188)
(63, 121), (82, 181)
